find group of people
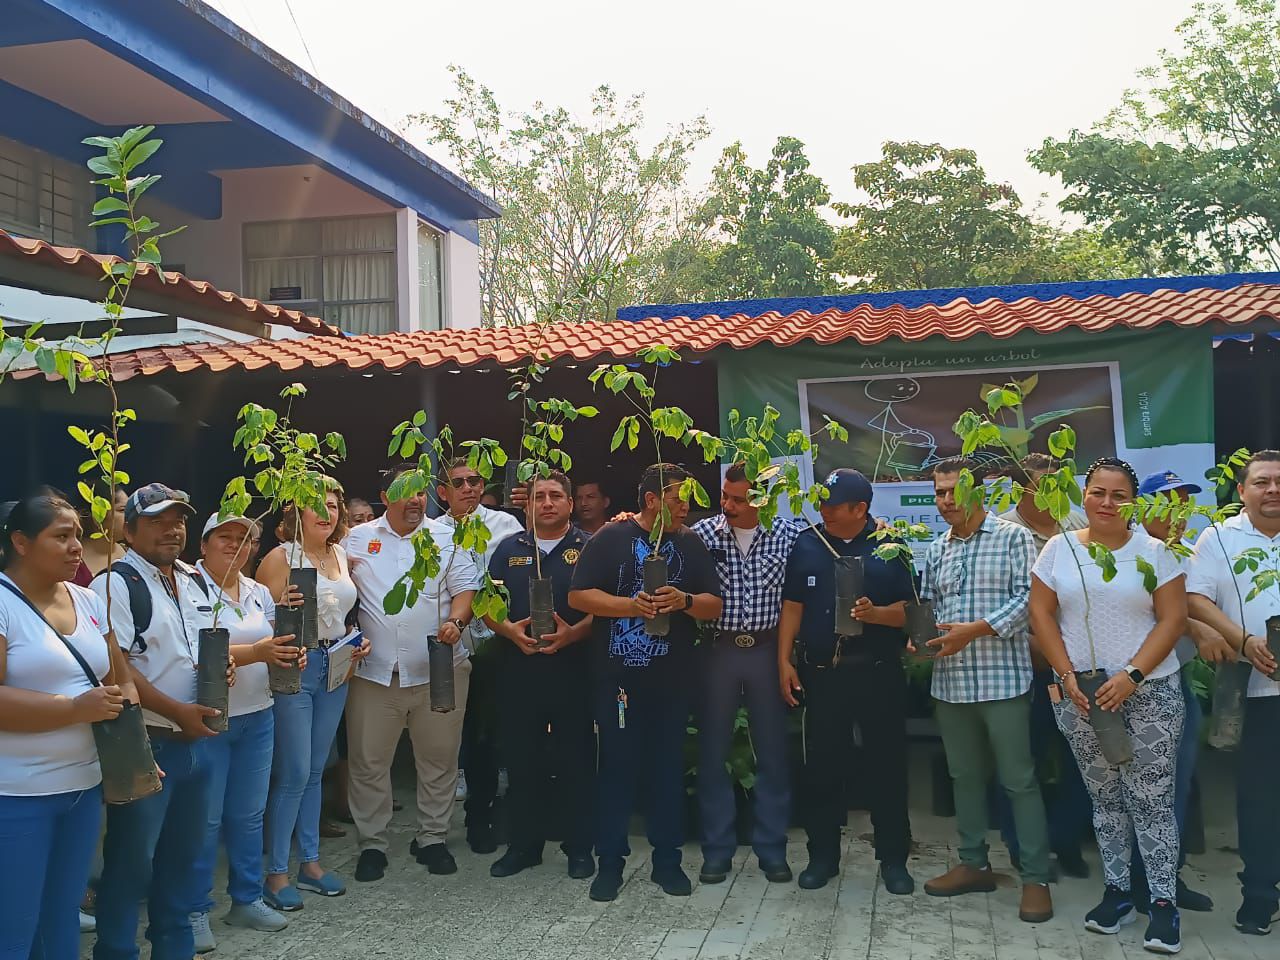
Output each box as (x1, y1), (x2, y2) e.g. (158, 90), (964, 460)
(1, 448), (1278, 960)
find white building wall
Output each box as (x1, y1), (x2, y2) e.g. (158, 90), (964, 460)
(395, 207), (419, 332)
(444, 230), (482, 330)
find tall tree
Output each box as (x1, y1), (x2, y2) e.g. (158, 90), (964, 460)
(687, 136), (838, 300)
(410, 67), (710, 325)
(831, 141), (1141, 291)
(1031, 0), (1280, 272)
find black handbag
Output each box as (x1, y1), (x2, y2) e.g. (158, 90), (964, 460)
(0, 579), (161, 804)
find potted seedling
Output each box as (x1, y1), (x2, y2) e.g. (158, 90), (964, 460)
(1, 128), (183, 800)
(720, 404), (863, 636)
(871, 520), (938, 654)
(954, 383), (1139, 764)
(383, 418), (513, 712)
(590, 345), (717, 637)
(218, 384), (347, 696)
(1122, 450), (1253, 749)
(1230, 545), (1280, 680)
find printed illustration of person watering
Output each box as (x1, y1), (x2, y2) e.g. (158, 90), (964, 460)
(865, 378), (940, 480)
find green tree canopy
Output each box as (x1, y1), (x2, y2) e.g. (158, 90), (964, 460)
(1030, 0), (1280, 272)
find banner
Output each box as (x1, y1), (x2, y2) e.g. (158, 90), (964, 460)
(716, 327), (1216, 535)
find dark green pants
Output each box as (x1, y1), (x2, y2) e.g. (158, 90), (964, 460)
(934, 693), (1050, 884)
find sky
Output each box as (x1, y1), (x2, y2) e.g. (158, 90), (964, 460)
(204, 0), (1201, 221)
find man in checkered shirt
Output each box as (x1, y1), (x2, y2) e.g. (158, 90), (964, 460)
(690, 463), (803, 887)
(919, 456), (1053, 925)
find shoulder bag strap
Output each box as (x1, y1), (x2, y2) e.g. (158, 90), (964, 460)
(0, 579), (102, 689)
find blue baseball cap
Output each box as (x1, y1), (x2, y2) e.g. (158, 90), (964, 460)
(1137, 470), (1202, 498)
(822, 468), (874, 507)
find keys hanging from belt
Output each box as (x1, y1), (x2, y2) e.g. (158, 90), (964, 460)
(617, 687), (628, 729)
(799, 637), (844, 669)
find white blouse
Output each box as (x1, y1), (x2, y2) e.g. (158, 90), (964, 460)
(0, 576), (111, 796)
(1032, 531), (1184, 681)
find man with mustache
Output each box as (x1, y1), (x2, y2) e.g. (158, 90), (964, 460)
(345, 464), (481, 881)
(91, 483), (234, 960)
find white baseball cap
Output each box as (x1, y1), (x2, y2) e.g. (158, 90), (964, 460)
(201, 512), (261, 540)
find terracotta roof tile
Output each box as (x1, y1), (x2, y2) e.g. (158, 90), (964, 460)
(17, 281), (1280, 382)
(0, 230), (340, 336)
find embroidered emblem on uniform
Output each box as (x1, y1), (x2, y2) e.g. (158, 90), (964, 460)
(562, 549), (580, 565)
(825, 470), (840, 485)
(368, 540), (382, 555)
(509, 556), (532, 567)
(807, 575), (816, 587)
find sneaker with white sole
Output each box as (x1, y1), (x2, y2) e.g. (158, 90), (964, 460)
(1143, 899), (1181, 954)
(1084, 885), (1137, 935)
(225, 899), (289, 932)
(189, 911), (216, 953)
(79, 910), (95, 934)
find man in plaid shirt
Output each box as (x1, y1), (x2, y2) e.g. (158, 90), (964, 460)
(690, 463), (802, 886)
(920, 457), (1053, 924)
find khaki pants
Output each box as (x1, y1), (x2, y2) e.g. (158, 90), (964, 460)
(347, 660), (472, 852)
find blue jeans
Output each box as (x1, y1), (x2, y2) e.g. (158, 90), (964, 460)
(266, 648), (348, 874)
(93, 737), (214, 960)
(0, 784), (101, 960)
(194, 708), (275, 910)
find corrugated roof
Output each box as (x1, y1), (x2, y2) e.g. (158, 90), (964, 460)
(21, 280), (1280, 382)
(0, 230), (340, 336)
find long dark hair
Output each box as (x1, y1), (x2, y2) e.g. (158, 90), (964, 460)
(0, 489), (77, 572)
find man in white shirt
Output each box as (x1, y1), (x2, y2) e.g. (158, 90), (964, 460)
(345, 465), (481, 883)
(1187, 450), (1280, 937)
(431, 457), (522, 854)
(91, 483), (230, 960)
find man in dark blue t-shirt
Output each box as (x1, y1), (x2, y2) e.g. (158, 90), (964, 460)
(569, 463), (722, 903)
(484, 471), (595, 882)
(779, 468), (916, 895)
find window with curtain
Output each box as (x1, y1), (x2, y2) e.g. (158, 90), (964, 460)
(243, 214), (397, 334)
(417, 221), (443, 331)
(0, 136), (91, 247)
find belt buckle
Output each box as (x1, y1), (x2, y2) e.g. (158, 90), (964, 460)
(733, 633), (755, 649)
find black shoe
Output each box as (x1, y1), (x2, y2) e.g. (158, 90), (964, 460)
(354, 849), (387, 883)
(798, 861), (839, 891)
(410, 839), (457, 875)
(651, 864), (692, 897)
(1055, 848), (1091, 880)
(566, 853), (595, 880)
(466, 822), (497, 855)
(881, 861), (915, 895)
(589, 867), (623, 902)
(1175, 875), (1213, 912)
(1084, 884), (1138, 935)
(1234, 898), (1276, 936)
(490, 847), (542, 878)
(1143, 898), (1181, 954)
(760, 860), (792, 883)
(699, 859), (732, 885)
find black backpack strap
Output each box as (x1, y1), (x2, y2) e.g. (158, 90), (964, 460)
(103, 561), (151, 653)
(0, 579), (102, 688)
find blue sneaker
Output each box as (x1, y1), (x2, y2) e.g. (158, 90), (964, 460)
(1143, 899), (1181, 954)
(263, 885), (304, 913)
(1085, 884), (1137, 935)
(297, 871), (346, 897)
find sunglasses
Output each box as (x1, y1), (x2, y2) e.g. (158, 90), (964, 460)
(448, 476), (484, 489)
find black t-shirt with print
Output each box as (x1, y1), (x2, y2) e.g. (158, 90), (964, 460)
(569, 519), (720, 689)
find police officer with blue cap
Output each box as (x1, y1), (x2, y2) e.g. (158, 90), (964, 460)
(778, 468), (917, 894)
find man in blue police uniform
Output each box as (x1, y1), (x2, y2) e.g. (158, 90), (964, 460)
(692, 463), (803, 885)
(484, 471), (596, 880)
(778, 468), (917, 894)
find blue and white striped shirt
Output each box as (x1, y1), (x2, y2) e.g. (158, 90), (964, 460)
(691, 515), (804, 632)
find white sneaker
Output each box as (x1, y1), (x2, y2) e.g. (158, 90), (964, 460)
(79, 910), (95, 934)
(226, 899), (289, 932)
(190, 911), (216, 953)
(455, 772), (469, 801)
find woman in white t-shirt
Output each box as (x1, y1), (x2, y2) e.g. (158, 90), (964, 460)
(0, 492), (134, 960)
(1029, 458), (1187, 953)
(187, 514), (308, 949)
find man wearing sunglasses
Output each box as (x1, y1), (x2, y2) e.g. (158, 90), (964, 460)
(432, 459), (522, 855)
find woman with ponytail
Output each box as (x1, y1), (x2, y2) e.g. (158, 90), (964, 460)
(0, 492), (136, 960)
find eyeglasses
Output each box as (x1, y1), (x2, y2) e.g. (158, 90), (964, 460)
(449, 476), (484, 489)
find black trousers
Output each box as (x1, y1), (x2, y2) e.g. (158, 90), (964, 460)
(1239, 695), (1280, 907)
(798, 653), (910, 865)
(497, 658), (594, 856)
(462, 643), (500, 828)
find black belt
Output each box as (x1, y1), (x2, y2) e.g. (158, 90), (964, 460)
(797, 638), (902, 670)
(711, 627), (778, 649)
(145, 725), (184, 741)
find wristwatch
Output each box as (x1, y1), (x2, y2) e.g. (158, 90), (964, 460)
(682, 592), (693, 611)
(1122, 663), (1145, 687)
(446, 617), (466, 633)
